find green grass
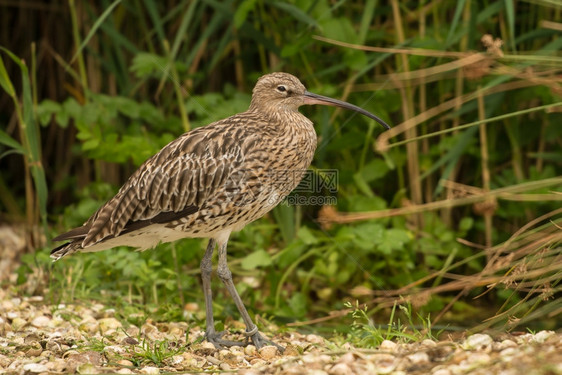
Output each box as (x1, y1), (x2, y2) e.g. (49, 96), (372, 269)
(343, 300), (443, 348)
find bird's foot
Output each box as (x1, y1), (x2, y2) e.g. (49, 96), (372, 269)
(247, 330), (285, 353)
(205, 330), (246, 349)
(205, 328), (285, 353)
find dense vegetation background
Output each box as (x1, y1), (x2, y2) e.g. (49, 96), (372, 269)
(1, 0), (560, 338)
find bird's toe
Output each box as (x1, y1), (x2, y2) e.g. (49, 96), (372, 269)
(205, 330), (246, 349)
(249, 331), (285, 353)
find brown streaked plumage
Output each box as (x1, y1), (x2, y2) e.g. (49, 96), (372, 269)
(51, 72), (390, 351)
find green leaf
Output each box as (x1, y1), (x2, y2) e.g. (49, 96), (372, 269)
(0, 128), (24, 153)
(36, 99), (61, 126)
(241, 249), (272, 270)
(445, 0), (466, 47)
(297, 226), (318, 245)
(0, 55), (15, 97)
(360, 159), (390, 183)
(378, 229), (412, 255)
(288, 292), (307, 317)
(70, 0), (123, 64)
(352, 222), (384, 250)
(272, 2), (319, 28)
(353, 172), (375, 198)
(130, 52), (170, 78)
(234, 0), (258, 28)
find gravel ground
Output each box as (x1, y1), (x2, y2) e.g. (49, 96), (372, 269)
(0, 289), (561, 375)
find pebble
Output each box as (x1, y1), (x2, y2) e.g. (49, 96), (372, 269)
(339, 352), (355, 364)
(467, 352), (491, 364)
(244, 344), (257, 356)
(407, 351), (430, 364)
(117, 359), (134, 366)
(306, 334), (325, 344)
(532, 330), (554, 343)
(499, 347), (517, 360)
(22, 363), (49, 373)
(380, 339), (397, 351)
(496, 339), (517, 350)
(140, 366), (160, 374)
(258, 345), (278, 360)
(330, 362), (352, 375)
(98, 317), (122, 333)
(77, 363), (100, 374)
(250, 358), (267, 367)
(432, 369), (452, 375)
(31, 315), (51, 328)
(11, 317), (27, 330)
(462, 333), (493, 350)
(422, 339), (437, 347)
(220, 362), (231, 370)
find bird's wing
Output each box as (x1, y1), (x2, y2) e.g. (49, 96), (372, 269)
(54, 120), (254, 248)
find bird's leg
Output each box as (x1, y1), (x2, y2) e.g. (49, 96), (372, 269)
(216, 240), (284, 352)
(200, 239), (242, 348)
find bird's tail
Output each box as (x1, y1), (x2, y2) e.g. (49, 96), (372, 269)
(50, 241), (81, 261)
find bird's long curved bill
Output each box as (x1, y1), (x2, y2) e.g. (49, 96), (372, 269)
(303, 91), (391, 130)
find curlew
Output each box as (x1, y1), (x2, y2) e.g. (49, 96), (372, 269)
(51, 72), (390, 350)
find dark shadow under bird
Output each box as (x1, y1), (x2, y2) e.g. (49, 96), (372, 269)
(52, 72), (390, 351)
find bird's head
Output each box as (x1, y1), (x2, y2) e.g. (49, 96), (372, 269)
(249, 72), (390, 130)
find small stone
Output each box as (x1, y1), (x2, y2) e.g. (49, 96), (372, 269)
(284, 344), (300, 356)
(463, 334), (493, 350)
(339, 352), (355, 364)
(77, 363), (100, 374)
(218, 349), (232, 360)
(220, 362), (231, 371)
(117, 369), (133, 374)
(380, 340), (397, 351)
(306, 334), (325, 344)
(121, 336), (139, 345)
(422, 339), (437, 347)
(25, 342), (43, 357)
(250, 358), (267, 367)
(199, 341), (216, 354)
(302, 354), (318, 363)
(23, 363), (49, 373)
(432, 369), (452, 375)
(103, 308), (116, 317)
(258, 345), (278, 360)
(11, 317), (27, 331)
(467, 352), (491, 364)
(181, 352), (198, 367)
(532, 330), (554, 343)
(497, 339), (517, 350)
(244, 345), (257, 356)
(140, 366), (160, 374)
(126, 325), (140, 337)
(307, 370), (328, 375)
(31, 315), (51, 328)
(369, 354), (396, 374)
(98, 317), (122, 334)
(203, 356), (218, 366)
(63, 350), (81, 358)
(407, 351), (430, 364)
(117, 359), (134, 367)
(330, 362), (352, 375)
(499, 347), (517, 360)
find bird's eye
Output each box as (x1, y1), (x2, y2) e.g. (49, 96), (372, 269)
(276, 85), (287, 93)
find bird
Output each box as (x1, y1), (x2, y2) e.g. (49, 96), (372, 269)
(51, 72), (390, 351)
